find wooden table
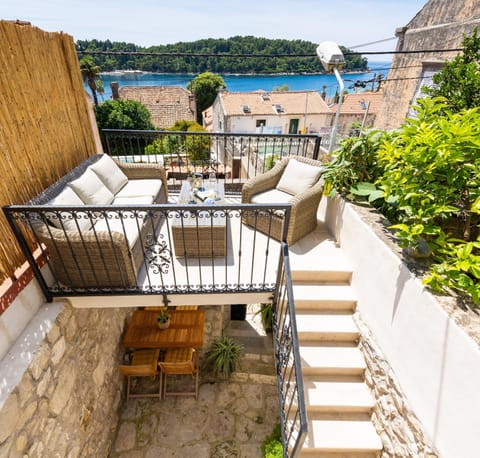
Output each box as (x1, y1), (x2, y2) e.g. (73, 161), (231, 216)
(123, 310), (205, 349)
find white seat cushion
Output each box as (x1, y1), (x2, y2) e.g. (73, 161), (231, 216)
(251, 188), (293, 205)
(89, 155), (128, 194)
(69, 168), (115, 205)
(115, 179), (162, 201)
(276, 159), (323, 196)
(45, 187), (94, 232)
(93, 211), (148, 249)
(113, 196), (157, 205)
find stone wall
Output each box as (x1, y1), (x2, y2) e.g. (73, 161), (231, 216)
(355, 316), (439, 458)
(375, 0), (480, 130)
(0, 304), (131, 458)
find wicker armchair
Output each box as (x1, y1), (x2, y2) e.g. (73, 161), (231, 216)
(241, 155), (324, 245)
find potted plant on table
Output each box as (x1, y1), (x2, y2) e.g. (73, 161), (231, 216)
(157, 309), (171, 329)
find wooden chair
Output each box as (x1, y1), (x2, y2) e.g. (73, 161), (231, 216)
(159, 347), (199, 400)
(119, 349), (161, 400)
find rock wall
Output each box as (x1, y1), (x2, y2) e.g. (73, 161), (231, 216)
(375, 0), (480, 130)
(356, 316), (439, 458)
(0, 304), (131, 458)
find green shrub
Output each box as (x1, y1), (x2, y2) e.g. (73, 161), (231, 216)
(95, 99), (154, 130)
(205, 335), (243, 379)
(262, 424), (283, 458)
(323, 96), (480, 306)
(321, 128), (389, 201)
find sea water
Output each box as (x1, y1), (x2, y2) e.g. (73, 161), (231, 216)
(89, 62), (391, 101)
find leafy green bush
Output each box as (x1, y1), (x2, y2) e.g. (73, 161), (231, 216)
(321, 129), (389, 201)
(205, 335), (243, 379)
(95, 99), (154, 130)
(144, 120), (210, 162)
(265, 154), (280, 171)
(261, 424), (283, 458)
(323, 97), (480, 306)
(423, 27), (480, 112)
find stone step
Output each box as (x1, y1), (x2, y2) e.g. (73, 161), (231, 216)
(289, 238), (353, 285)
(291, 269), (352, 284)
(296, 313), (359, 343)
(299, 345), (366, 376)
(303, 377), (375, 415)
(299, 419), (383, 456)
(293, 284), (357, 312)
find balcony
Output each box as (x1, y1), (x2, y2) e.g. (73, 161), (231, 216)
(3, 130), (323, 306)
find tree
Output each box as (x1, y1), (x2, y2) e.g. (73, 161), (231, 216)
(80, 56), (102, 106)
(187, 72), (226, 123)
(423, 28), (480, 112)
(94, 99), (154, 130)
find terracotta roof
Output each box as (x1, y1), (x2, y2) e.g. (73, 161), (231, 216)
(118, 86), (195, 129)
(218, 90), (331, 116)
(331, 91), (383, 115)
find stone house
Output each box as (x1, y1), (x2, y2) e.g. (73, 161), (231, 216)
(328, 91), (383, 134)
(210, 90), (331, 135)
(375, 0), (480, 130)
(118, 86), (196, 129)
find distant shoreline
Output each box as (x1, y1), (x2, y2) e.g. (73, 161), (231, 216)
(101, 69), (376, 77)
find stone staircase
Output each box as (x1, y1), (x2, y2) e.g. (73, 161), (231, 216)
(290, 240), (383, 457)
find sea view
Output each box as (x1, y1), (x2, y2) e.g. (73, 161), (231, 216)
(91, 61), (391, 101)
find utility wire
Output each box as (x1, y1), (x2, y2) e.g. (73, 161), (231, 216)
(76, 48), (463, 58)
(348, 37), (397, 49)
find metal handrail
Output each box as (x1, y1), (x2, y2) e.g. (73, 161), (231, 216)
(272, 242), (308, 457)
(101, 129), (323, 187)
(3, 203), (291, 302)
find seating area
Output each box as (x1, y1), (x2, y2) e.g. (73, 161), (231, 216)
(119, 308), (204, 400)
(27, 154), (168, 288)
(9, 152), (327, 300)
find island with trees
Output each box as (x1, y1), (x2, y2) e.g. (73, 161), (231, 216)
(76, 36), (368, 74)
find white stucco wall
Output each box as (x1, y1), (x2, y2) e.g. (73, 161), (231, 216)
(319, 196), (480, 458)
(0, 270), (63, 409)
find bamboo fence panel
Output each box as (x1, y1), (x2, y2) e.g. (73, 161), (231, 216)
(0, 21), (98, 282)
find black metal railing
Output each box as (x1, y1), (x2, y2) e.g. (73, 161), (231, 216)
(102, 129), (322, 188)
(273, 242), (308, 457)
(3, 203), (291, 302)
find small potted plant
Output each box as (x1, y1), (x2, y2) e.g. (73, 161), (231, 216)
(157, 309), (171, 329)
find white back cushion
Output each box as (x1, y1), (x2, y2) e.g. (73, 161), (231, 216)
(89, 155), (128, 195)
(276, 159), (323, 196)
(69, 168), (114, 205)
(45, 187), (93, 231)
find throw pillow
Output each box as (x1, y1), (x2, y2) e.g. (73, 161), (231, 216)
(69, 168), (115, 205)
(276, 159), (323, 196)
(89, 155), (128, 195)
(45, 187), (93, 232)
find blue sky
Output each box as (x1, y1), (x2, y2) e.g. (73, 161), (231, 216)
(1, 0), (427, 60)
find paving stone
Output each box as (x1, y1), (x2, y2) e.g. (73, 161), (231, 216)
(108, 312), (280, 458)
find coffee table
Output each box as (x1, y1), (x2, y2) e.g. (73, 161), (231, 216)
(172, 181), (227, 258)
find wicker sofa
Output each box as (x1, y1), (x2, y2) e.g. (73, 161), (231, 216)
(241, 155), (324, 245)
(27, 154), (168, 289)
